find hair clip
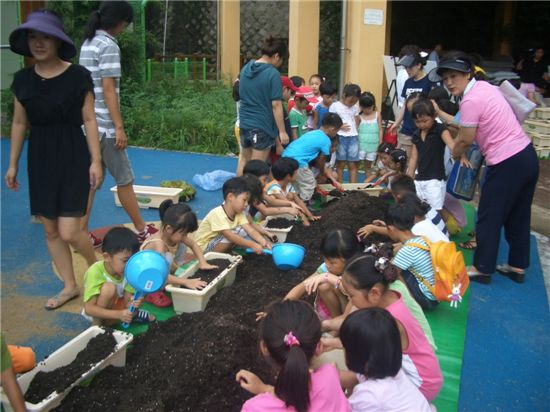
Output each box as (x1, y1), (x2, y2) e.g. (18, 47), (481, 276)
(374, 257), (389, 273)
(283, 331), (300, 348)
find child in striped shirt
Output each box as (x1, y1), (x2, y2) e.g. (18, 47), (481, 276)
(386, 202), (438, 310)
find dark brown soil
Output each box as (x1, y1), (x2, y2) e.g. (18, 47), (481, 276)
(265, 218), (294, 229)
(56, 192), (389, 412)
(25, 329), (117, 404)
(187, 258), (232, 284)
(327, 189), (344, 197)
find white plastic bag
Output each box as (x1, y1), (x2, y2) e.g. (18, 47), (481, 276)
(499, 80), (537, 123)
(193, 170), (236, 191)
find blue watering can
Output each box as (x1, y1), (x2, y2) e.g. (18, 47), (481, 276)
(246, 243), (305, 271)
(122, 250), (169, 328)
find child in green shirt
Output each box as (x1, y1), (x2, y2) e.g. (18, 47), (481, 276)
(82, 227), (155, 325)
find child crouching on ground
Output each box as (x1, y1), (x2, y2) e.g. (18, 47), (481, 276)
(265, 157), (320, 226)
(195, 177), (271, 254)
(140, 200), (218, 307)
(82, 227), (155, 325)
(386, 202), (439, 310)
(284, 229), (361, 320)
(283, 112), (343, 203)
(236, 300), (351, 412)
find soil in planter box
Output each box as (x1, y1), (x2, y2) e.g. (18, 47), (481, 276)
(187, 258), (232, 285)
(25, 329), (117, 404)
(265, 217), (294, 229)
(56, 192), (389, 412)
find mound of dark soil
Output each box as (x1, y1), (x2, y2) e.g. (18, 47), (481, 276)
(187, 258), (232, 284)
(26, 329), (117, 404)
(56, 192), (389, 411)
(265, 218), (294, 229)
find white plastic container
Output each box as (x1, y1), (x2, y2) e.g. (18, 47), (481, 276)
(0, 327), (133, 412)
(523, 119), (550, 135)
(263, 214), (296, 243)
(166, 252), (242, 314)
(534, 107), (550, 120)
(110, 185), (182, 209)
(527, 131), (550, 148)
(319, 183), (384, 200)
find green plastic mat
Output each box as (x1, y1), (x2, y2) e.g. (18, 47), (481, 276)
(426, 202), (475, 412)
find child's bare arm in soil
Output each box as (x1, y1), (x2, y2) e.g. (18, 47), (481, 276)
(182, 234), (217, 270)
(220, 227), (268, 254)
(241, 223), (271, 248)
(263, 192), (302, 210)
(236, 370), (275, 395)
(289, 193), (319, 222)
(254, 200), (299, 217)
(357, 220), (389, 238)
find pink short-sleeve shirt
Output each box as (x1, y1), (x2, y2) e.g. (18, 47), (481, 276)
(459, 80), (530, 166)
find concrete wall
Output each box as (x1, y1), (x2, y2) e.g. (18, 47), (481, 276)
(1, 0), (22, 89)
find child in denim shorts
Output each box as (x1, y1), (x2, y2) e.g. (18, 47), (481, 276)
(329, 83), (361, 183)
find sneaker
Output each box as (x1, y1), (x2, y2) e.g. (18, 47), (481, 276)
(90, 233), (103, 248)
(136, 224), (158, 243)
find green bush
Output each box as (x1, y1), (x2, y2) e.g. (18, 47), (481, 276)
(1, 88), (14, 136)
(121, 78), (237, 154)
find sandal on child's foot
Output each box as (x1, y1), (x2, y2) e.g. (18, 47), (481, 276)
(133, 308), (156, 324)
(467, 267), (491, 284)
(45, 289), (80, 310)
(496, 264), (525, 284)
(459, 239), (477, 250)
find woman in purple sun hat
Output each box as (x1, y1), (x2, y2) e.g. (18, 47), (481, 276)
(5, 10), (103, 310)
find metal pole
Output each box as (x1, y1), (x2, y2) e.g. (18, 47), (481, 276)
(162, 0), (169, 59)
(202, 57), (207, 83)
(174, 57), (178, 78)
(338, 0), (348, 97)
(147, 58), (152, 81)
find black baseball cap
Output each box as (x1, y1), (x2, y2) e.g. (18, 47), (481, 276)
(428, 57), (472, 82)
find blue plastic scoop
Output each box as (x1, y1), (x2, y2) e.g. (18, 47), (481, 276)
(122, 250), (169, 328)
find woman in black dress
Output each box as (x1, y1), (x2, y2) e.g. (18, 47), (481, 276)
(6, 10), (103, 309)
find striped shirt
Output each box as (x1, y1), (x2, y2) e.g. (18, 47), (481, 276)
(79, 30), (121, 138)
(392, 237), (436, 301)
(426, 207), (449, 237)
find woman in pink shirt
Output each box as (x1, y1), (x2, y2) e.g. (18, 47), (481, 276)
(236, 300), (350, 412)
(429, 53), (539, 285)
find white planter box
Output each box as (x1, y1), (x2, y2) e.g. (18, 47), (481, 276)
(523, 119), (550, 135)
(527, 131), (550, 148)
(319, 183), (384, 200)
(0, 327), (133, 412)
(263, 214), (296, 243)
(534, 107), (550, 120)
(110, 185), (183, 209)
(166, 252), (242, 314)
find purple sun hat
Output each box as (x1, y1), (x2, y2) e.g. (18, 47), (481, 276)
(9, 10), (76, 61)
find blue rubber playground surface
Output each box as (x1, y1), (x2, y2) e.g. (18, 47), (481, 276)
(1, 139), (549, 411)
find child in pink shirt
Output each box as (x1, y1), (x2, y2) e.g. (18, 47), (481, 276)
(340, 307), (435, 412)
(324, 254), (442, 401)
(236, 300), (350, 412)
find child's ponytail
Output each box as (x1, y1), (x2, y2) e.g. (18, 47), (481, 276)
(260, 300), (321, 412)
(158, 199), (198, 233)
(390, 149), (407, 173)
(84, 10), (101, 41)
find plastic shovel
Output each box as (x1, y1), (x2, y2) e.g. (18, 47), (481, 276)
(122, 250), (169, 328)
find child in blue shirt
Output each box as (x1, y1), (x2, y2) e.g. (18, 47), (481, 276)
(283, 113), (342, 201)
(313, 82), (337, 129)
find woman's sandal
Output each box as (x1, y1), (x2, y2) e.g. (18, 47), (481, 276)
(144, 291), (172, 308)
(496, 264), (525, 284)
(459, 239), (477, 250)
(133, 308), (156, 324)
(45, 289), (80, 310)
(466, 267), (491, 284)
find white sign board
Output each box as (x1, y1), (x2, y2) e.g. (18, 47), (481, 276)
(364, 8), (383, 25)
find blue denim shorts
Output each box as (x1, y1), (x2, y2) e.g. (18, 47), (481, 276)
(240, 128), (276, 151)
(336, 135), (360, 162)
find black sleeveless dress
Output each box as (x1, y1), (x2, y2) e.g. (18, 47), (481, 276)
(11, 64), (94, 219)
